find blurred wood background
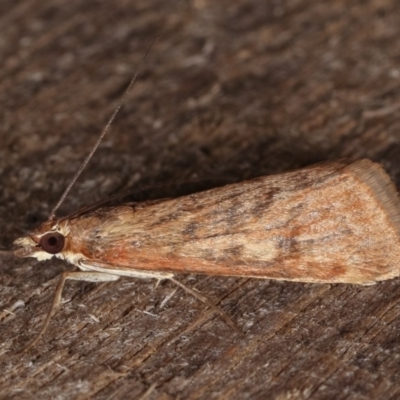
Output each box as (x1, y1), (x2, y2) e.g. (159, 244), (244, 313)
(1, 0), (400, 399)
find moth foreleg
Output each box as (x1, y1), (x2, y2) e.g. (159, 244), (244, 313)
(21, 271), (120, 352)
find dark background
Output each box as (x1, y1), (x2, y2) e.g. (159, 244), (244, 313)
(1, 0), (400, 399)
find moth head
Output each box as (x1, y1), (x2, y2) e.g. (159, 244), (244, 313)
(14, 222), (69, 261)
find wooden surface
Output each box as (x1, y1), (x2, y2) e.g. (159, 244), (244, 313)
(1, 0), (400, 399)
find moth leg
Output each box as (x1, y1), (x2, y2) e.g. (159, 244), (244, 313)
(169, 278), (239, 334)
(21, 271), (120, 352)
(154, 279), (162, 289)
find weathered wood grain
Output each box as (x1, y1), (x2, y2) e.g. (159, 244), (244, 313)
(1, 0), (400, 399)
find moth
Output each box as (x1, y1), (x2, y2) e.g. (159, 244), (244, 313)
(7, 45), (400, 351)
(14, 159), (400, 287)
(12, 158), (400, 350)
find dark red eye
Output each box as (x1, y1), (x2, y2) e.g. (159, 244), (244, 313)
(39, 232), (65, 254)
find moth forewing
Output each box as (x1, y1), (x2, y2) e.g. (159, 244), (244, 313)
(10, 158), (400, 351)
(14, 159), (400, 286)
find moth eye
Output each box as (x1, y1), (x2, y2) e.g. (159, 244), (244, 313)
(39, 232), (65, 254)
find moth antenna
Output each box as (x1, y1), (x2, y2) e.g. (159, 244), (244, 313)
(49, 36), (160, 219)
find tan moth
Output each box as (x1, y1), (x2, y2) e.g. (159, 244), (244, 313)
(5, 42), (400, 351)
